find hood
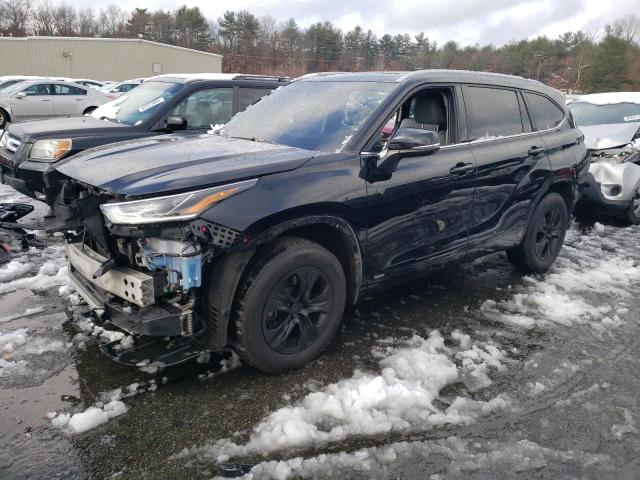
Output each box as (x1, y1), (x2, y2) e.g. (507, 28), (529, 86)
(6, 116), (130, 142)
(579, 122), (640, 150)
(56, 134), (318, 197)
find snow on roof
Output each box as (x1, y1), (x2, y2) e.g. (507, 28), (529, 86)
(147, 73), (285, 82)
(576, 92), (640, 105)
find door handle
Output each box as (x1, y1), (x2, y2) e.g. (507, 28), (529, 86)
(528, 146), (545, 156)
(450, 162), (475, 175)
(41, 99), (51, 102)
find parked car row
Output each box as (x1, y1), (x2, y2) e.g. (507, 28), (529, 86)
(0, 75), (144, 129)
(0, 69), (590, 373)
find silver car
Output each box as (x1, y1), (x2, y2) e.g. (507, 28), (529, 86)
(569, 93), (640, 223)
(0, 79), (109, 128)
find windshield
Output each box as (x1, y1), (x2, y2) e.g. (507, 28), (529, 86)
(91, 81), (184, 126)
(0, 80), (27, 93)
(569, 101), (640, 126)
(220, 80), (397, 151)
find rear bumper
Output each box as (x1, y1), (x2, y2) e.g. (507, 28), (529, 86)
(66, 243), (184, 336)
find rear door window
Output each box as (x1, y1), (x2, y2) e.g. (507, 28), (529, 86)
(238, 88), (271, 111)
(463, 86), (524, 140)
(55, 84), (87, 96)
(523, 92), (565, 131)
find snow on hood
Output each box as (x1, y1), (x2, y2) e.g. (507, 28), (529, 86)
(579, 122), (640, 150)
(577, 92), (640, 106)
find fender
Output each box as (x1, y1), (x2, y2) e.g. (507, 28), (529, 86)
(254, 215), (364, 304)
(199, 215), (364, 349)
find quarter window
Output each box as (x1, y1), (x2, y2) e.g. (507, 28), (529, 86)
(464, 86), (523, 140)
(524, 92), (565, 131)
(170, 88), (234, 129)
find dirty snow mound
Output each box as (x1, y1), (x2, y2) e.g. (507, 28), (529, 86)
(178, 331), (508, 463)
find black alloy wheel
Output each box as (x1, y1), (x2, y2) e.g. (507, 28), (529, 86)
(263, 267), (334, 355)
(232, 237), (346, 373)
(507, 192), (568, 272)
(533, 206), (564, 262)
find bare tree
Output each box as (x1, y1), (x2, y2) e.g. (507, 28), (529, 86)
(2, 0), (32, 36)
(54, 3), (76, 36)
(609, 15), (640, 45)
(97, 5), (128, 37)
(32, 0), (56, 35)
(76, 7), (97, 37)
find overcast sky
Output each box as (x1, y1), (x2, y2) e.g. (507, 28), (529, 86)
(102, 0), (636, 46)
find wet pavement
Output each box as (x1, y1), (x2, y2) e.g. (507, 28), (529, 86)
(2, 183), (640, 480)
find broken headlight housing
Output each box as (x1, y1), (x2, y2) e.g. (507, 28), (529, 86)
(100, 179), (258, 225)
(29, 139), (73, 162)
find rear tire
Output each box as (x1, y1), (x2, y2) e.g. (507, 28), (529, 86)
(233, 237), (346, 373)
(625, 186), (640, 224)
(0, 108), (9, 129)
(507, 193), (568, 272)
(83, 107), (96, 115)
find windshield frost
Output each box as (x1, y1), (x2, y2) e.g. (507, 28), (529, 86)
(569, 101), (640, 126)
(91, 81), (184, 125)
(220, 80), (396, 151)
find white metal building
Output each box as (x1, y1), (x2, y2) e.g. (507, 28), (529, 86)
(0, 37), (223, 81)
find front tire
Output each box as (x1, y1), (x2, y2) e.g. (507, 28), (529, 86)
(83, 107), (96, 115)
(0, 108), (9, 129)
(233, 237), (346, 373)
(507, 193), (568, 272)
(626, 186), (640, 224)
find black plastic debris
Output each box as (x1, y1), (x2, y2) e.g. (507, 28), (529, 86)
(218, 464), (254, 478)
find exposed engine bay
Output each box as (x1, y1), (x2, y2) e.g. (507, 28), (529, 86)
(50, 179), (252, 353)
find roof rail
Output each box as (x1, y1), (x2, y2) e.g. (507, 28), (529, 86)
(233, 75), (291, 82)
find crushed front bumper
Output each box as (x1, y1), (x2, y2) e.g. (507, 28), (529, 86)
(581, 161), (640, 210)
(67, 242), (185, 336)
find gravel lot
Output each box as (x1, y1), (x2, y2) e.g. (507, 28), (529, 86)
(1, 183), (639, 480)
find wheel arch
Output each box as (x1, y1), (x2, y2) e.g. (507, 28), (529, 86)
(548, 180), (576, 214)
(199, 215), (363, 349)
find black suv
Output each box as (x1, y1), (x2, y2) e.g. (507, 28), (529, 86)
(52, 70), (588, 373)
(0, 74), (288, 204)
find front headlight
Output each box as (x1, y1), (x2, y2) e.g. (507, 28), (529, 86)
(100, 179), (258, 225)
(29, 139), (72, 162)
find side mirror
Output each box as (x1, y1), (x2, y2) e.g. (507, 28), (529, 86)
(359, 128), (441, 184)
(165, 115), (187, 131)
(15, 91), (26, 99)
(387, 128), (440, 154)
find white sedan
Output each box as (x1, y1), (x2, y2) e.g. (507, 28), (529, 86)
(0, 79), (110, 128)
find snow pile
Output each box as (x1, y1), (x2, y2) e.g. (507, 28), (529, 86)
(72, 316), (133, 350)
(50, 381), (159, 434)
(0, 246), (69, 295)
(178, 331), (508, 463)
(0, 260), (32, 283)
(224, 436), (608, 480)
(0, 327), (69, 378)
(51, 400), (127, 434)
(481, 227), (640, 330)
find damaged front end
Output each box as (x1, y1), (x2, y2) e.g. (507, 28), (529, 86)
(52, 178), (257, 361)
(581, 141), (640, 209)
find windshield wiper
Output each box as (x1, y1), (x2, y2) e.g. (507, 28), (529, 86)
(225, 134), (273, 144)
